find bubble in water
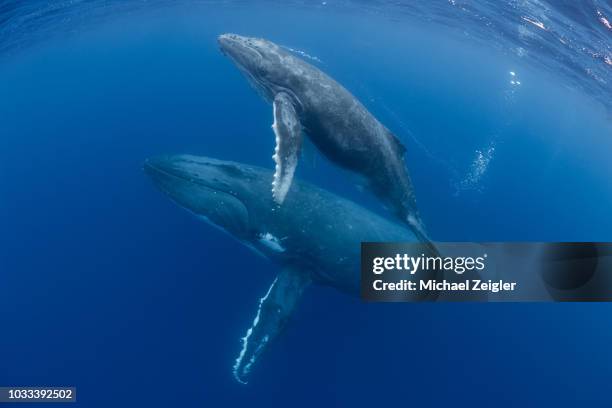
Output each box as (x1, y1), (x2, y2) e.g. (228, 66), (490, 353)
(455, 141), (496, 194)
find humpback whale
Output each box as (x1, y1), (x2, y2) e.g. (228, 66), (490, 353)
(218, 34), (425, 233)
(144, 154), (434, 384)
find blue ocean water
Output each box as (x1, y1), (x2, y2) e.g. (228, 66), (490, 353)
(1, 1), (611, 406)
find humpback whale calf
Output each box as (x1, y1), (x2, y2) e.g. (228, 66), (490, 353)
(218, 34), (426, 233)
(145, 154), (435, 384)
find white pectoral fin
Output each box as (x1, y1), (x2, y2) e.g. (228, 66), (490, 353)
(233, 267), (311, 384)
(271, 92), (302, 204)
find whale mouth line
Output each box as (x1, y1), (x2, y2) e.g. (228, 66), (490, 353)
(144, 159), (238, 200)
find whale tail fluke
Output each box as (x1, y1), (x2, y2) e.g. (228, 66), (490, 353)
(233, 267), (311, 384)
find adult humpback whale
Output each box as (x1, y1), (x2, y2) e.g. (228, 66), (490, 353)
(218, 34), (425, 233)
(145, 154), (434, 384)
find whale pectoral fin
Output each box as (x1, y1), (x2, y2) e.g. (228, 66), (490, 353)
(233, 267), (311, 384)
(271, 92), (302, 204)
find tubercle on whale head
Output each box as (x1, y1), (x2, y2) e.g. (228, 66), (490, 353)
(218, 33), (278, 53)
(218, 33), (288, 99)
(218, 33), (270, 71)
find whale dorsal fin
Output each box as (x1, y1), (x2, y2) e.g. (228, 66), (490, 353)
(271, 92), (303, 204)
(386, 130), (406, 156)
(233, 266), (311, 384)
